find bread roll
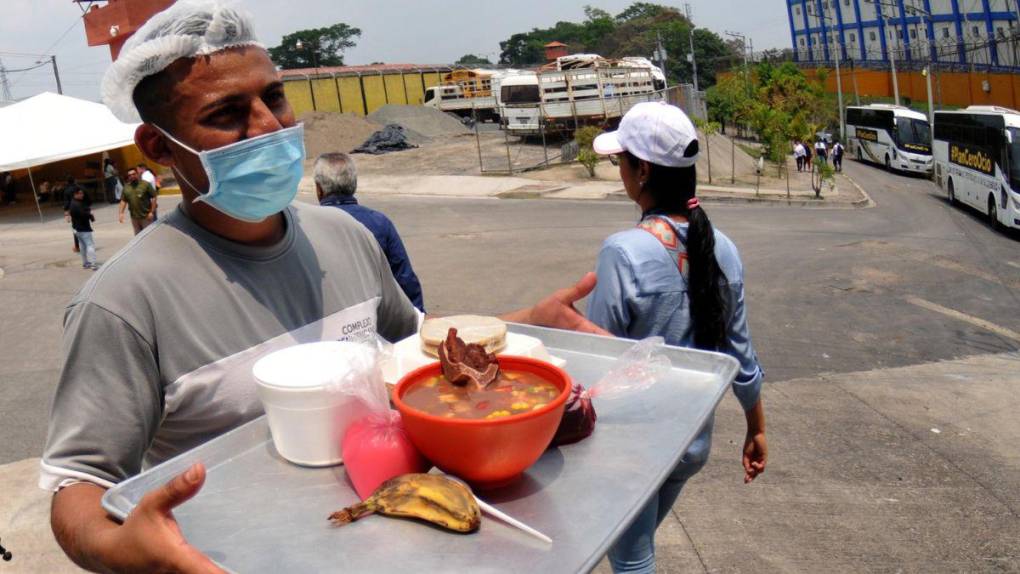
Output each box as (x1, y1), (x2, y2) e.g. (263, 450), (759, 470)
(420, 315), (507, 357)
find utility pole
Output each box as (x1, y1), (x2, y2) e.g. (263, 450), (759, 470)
(851, 58), (861, 105)
(874, 0), (901, 106)
(685, 3), (699, 92)
(0, 57), (12, 102)
(50, 55), (63, 95)
(725, 31), (749, 96)
(654, 30), (667, 82)
(812, 2), (845, 142)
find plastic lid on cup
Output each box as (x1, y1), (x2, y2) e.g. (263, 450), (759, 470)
(253, 341), (376, 390)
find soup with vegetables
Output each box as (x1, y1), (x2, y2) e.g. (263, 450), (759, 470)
(403, 371), (560, 420)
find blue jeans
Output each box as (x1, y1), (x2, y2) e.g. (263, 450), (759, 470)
(75, 231), (96, 267)
(608, 418), (714, 574)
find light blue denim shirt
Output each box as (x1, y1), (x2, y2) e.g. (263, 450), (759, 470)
(587, 217), (763, 412)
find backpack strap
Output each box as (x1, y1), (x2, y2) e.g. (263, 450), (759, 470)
(636, 215), (689, 280)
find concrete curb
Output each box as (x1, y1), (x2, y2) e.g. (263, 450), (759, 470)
(841, 173), (878, 209)
(513, 186), (872, 209)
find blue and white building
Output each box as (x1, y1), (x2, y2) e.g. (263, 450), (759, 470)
(788, 0), (1020, 69)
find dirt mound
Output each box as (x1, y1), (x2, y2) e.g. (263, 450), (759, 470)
(367, 105), (470, 141)
(301, 111), (382, 158)
(697, 131), (760, 180)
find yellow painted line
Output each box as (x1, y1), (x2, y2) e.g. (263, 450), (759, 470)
(905, 296), (1020, 343)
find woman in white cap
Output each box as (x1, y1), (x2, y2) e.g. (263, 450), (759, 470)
(589, 102), (768, 573)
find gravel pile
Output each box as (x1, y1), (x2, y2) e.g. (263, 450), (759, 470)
(367, 105), (471, 141)
(300, 111), (382, 158)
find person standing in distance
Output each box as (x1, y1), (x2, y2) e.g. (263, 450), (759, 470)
(832, 140), (845, 173)
(68, 187), (98, 269)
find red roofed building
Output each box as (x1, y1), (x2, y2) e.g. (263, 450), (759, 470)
(544, 41), (568, 63)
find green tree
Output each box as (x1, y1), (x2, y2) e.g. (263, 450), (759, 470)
(707, 61), (836, 164)
(705, 72), (752, 132)
(455, 54), (493, 66)
(582, 6), (615, 48)
(574, 126), (604, 178)
(693, 116), (721, 183)
(496, 2), (738, 88)
(268, 23), (361, 69)
(615, 2), (670, 21)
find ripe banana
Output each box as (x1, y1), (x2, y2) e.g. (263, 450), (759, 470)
(329, 473), (481, 533)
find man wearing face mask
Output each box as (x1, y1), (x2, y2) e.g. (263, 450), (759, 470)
(39, 2), (606, 572)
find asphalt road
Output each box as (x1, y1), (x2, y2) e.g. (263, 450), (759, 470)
(394, 157), (1020, 382)
(2, 157), (1019, 468)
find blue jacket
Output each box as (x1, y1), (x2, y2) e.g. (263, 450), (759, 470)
(587, 215), (763, 412)
(320, 195), (425, 312)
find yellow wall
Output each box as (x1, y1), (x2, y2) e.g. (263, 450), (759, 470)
(338, 76), (365, 115)
(422, 72), (443, 92)
(403, 72), (426, 106)
(311, 77), (341, 112)
(384, 74), (408, 105)
(284, 79), (314, 115)
(6, 144), (159, 202)
(282, 70), (448, 116)
(362, 75), (387, 114)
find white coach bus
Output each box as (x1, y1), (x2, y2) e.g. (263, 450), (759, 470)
(933, 106), (1020, 230)
(845, 104), (933, 175)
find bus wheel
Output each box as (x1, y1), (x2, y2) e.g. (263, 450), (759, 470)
(988, 195), (1000, 230)
(947, 179), (956, 205)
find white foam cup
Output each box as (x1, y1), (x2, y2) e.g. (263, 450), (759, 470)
(253, 341), (377, 466)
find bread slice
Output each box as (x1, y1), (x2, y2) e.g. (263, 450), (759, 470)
(420, 315), (508, 357)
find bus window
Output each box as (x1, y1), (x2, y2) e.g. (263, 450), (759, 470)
(1008, 128), (1020, 192)
(896, 118), (931, 152)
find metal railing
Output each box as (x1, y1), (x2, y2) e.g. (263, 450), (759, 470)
(475, 85), (702, 175)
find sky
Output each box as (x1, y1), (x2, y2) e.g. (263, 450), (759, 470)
(0, 0), (791, 102)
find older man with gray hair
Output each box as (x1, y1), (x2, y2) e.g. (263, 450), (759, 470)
(315, 152), (425, 311)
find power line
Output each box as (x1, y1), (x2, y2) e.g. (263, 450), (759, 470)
(9, 13), (84, 91)
(0, 61), (52, 74)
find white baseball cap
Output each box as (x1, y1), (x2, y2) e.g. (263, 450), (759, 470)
(593, 101), (700, 168)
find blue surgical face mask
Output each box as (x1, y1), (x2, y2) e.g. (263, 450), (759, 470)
(157, 124), (306, 222)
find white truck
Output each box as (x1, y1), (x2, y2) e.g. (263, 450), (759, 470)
(499, 55), (666, 137)
(423, 69), (518, 122)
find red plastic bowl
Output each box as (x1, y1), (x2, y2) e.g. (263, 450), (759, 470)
(392, 356), (571, 489)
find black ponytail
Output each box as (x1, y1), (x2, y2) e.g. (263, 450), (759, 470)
(625, 152), (728, 350)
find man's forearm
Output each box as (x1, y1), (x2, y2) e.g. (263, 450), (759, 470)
(51, 483), (119, 573)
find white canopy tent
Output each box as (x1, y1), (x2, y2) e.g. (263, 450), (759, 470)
(0, 92), (140, 219)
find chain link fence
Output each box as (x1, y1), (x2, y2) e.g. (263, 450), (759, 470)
(475, 85), (705, 175)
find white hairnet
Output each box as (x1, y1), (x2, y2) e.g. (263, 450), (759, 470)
(101, 0), (264, 123)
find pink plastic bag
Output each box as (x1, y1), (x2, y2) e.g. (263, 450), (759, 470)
(342, 410), (428, 500)
(329, 337), (429, 500)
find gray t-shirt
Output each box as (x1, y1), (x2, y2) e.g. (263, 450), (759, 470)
(40, 202), (420, 490)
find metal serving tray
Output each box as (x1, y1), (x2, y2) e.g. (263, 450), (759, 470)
(103, 324), (738, 573)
